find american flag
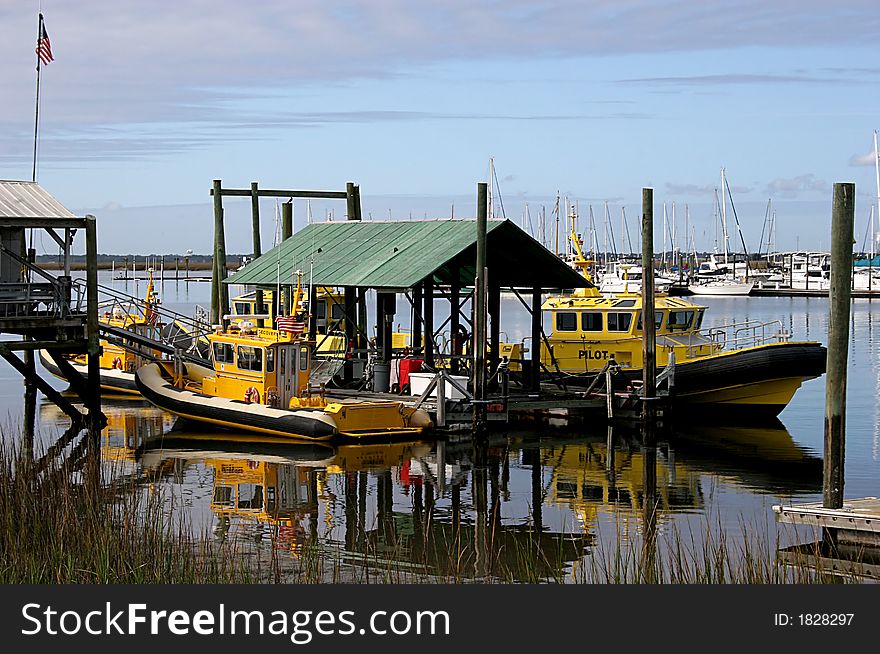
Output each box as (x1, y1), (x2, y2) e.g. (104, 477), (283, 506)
(36, 16), (53, 66)
(276, 315), (305, 334)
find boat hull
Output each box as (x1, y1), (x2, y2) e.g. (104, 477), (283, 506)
(550, 341), (825, 418)
(38, 349), (140, 395)
(688, 281), (754, 296)
(135, 363), (429, 441)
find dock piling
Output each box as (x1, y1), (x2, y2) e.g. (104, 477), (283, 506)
(823, 182), (855, 509)
(473, 182), (489, 431)
(641, 188), (657, 443)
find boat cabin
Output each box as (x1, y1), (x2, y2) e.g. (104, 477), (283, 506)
(541, 293), (719, 372)
(201, 326), (314, 408)
(231, 288), (345, 335)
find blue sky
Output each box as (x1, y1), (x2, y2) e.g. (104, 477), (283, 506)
(1, 1), (878, 255)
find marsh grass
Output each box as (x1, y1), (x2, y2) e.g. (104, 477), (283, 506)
(0, 439), (256, 583)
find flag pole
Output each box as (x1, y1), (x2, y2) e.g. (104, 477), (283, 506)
(32, 12), (43, 182)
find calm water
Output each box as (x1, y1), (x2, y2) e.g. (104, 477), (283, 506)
(5, 271), (879, 580)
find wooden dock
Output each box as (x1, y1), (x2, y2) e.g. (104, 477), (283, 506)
(773, 497), (880, 545)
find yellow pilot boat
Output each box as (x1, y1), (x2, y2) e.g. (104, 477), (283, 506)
(135, 274), (432, 441)
(540, 227), (826, 418)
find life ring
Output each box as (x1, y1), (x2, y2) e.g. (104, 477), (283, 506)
(244, 386), (260, 404)
(111, 356), (123, 370)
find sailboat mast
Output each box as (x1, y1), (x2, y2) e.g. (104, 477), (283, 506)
(720, 167), (730, 265)
(661, 202), (668, 270)
(672, 201), (677, 273)
(873, 130), (879, 260)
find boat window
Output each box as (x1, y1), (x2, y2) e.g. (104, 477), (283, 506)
(266, 486), (277, 514)
(300, 347), (309, 371)
(556, 312), (578, 332)
(694, 311), (705, 330)
(667, 310), (695, 331)
(614, 300), (637, 307)
(237, 484), (264, 510)
(316, 300), (327, 319)
(331, 303), (344, 320)
(636, 311), (664, 331)
(213, 486), (234, 507)
(607, 312), (633, 332)
(280, 348), (286, 375)
(237, 345), (263, 372)
(233, 302), (251, 316)
(213, 342), (234, 364)
(266, 347), (275, 373)
(581, 312), (603, 331)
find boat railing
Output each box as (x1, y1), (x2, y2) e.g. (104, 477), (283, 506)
(663, 319), (789, 356)
(705, 320), (789, 350)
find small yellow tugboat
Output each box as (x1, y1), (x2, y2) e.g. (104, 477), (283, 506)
(541, 227), (826, 417)
(135, 274), (432, 441)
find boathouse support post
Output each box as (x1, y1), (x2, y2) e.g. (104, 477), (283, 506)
(530, 286), (542, 391)
(423, 278), (435, 369)
(488, 284), (500, 389)
(357, 289), (368, 361)
(412, 283), (423, 355)
(343, 286), (357, 383)
(823, 182), (855, 510)
(473, 182), (489, 430)
(377, 291), (395, 364)
(250, 182), (265, 327)
(641, 188), (657, 442)
(449, 265), (460, 374)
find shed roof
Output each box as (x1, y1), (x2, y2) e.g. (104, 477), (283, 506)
(0, 180), (78, 221)
(227, 219), (591, 290)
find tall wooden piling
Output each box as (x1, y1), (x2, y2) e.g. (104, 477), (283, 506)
(85, 215), (103, 438)
(473, 182), (489, 429)
(281, 201), (294, 315)
(211, 179), (229, 325)
(282, 200), (293, 241)
(641, 188), (657, 439)
(823, 182), (855, 509)
(250, 182), (265, 326)
(346, 182), (362, 221)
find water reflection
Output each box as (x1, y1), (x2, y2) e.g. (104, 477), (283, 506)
(77, 415), (822, 581)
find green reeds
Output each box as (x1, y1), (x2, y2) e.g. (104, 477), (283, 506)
(0, 438), (253, 584)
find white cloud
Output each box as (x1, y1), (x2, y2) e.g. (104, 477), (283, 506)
(849, 152), (877, 166)
(764, 174), (828, 197)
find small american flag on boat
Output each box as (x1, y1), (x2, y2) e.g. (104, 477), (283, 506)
(276, 315), (305, 334)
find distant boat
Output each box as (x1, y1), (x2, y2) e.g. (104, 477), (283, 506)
(689, 278), (754, 296)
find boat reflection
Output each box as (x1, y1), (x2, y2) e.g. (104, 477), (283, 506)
(668, 420), (823, 495)
(39, 395), (174, 472)
(123, 417), (822, 580)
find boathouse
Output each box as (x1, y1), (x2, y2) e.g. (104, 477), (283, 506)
(0, 180), (102, 439)
(226, 218), (591, 391)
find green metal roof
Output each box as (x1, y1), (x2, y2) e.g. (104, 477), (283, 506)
(226, 219), (591, 290)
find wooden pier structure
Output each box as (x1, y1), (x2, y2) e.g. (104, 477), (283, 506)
(0, 180), (104, 444)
